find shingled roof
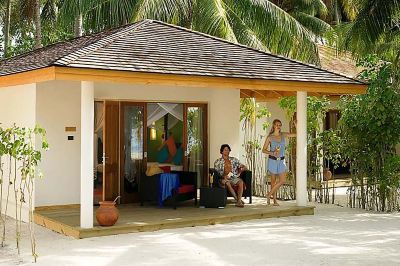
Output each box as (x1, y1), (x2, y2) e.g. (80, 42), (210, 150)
(0, 19), (362, 85)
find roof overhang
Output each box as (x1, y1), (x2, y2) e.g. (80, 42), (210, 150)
(0, 66), (367, 97)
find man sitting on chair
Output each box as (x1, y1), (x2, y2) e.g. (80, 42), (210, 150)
(214, 144), (246, 207)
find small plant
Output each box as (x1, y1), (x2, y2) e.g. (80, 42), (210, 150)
(240, 98), (271, 196)
(0, 124), (48, 262)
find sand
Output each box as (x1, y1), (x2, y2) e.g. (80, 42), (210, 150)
(1, 200), (399, 266)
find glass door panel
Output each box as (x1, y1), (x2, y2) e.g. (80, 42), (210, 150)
(94, 101), (104, 205)
(184, 104), (208, 186)
(120, 103), (145, 203)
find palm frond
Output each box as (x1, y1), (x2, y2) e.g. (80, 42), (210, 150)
(225, 8), (267, 51)
(132, 0), (190, 24)
(374, 31), (400, 64)
(84, 0), (136, 31)
(291, 11), (331, 37)
(340, 0), (358, 21)
(228, 0), (320, 64)
(192, 0), (237, 42)
(345, 0), (400, 54)
(42, 0), (60, 23)
(58, 0), (85, 26)
(295, 0), (328, 17)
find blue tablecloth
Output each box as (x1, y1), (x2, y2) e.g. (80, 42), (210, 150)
(158, 173), (180, 206)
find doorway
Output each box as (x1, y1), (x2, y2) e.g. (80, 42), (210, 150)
(95, 101), (208, 204)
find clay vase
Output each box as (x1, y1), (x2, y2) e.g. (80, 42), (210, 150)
(96, 201), (119, 226)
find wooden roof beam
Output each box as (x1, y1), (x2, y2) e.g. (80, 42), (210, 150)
(0, 66), (367, 95)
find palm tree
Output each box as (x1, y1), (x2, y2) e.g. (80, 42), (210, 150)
(343, 0), (400, 63)
(58, 0), (90, 37)
(322, 0), (358, 25)
(59, 0), (330, 64)
(33, 0), (42, 48)
(11, 0), (61, 51)
(1, 0), (12, 58)
(4, 0), (44, 50)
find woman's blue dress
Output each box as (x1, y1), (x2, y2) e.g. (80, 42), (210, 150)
(267, 135), (287, 174)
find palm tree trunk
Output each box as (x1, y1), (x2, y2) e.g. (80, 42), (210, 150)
(3, 0), (12, 58)
(334, 0), (341, 25)
(34, 0), (42, 49)
(184, 0), (194, 29)
(74, 13), (83, 37)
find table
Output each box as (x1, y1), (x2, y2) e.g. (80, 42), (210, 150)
(199, 187), (226, 208)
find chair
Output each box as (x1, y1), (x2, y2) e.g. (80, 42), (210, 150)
(139, 171), (198, 209)
(209, 168), (252, 204)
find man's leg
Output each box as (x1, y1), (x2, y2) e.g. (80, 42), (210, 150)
(225, 182), (237, 200)
(237, 179), (244, 201)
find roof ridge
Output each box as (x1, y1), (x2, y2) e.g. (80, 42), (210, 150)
(54, 20), (151, 66)
(151, 20), (364, 84)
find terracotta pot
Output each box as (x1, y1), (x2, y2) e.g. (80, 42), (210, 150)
(96, 201), (119, 226)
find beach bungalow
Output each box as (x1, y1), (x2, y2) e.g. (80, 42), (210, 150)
(0, 20), (366, 231)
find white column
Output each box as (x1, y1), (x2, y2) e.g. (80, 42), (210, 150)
(296, 91), (308, 206)
(80, 81), (94, 228)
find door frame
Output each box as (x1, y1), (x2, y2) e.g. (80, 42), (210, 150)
(100, 100), (208, 204)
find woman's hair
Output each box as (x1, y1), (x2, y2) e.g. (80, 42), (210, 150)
(220, 144), (231, 154)
(268, 119), (282, 136)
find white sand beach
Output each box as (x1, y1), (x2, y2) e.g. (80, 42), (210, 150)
(1, 199), (399, 266)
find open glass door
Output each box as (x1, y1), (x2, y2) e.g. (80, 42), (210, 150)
(120, 102), (146, 203)
(183, 104), (208, 186)
(94, 101), (104, 205)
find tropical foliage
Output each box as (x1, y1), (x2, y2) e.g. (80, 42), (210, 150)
(338, 56), (400, 211)
(0, 0), (335, 63)
(327, 0), (400, 65)
(273, 54), (400, 211)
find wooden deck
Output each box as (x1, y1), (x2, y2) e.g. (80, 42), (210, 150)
(34, 198), (314, 239)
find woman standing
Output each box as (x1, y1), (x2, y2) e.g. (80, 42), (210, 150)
(262, 119), (296, 206)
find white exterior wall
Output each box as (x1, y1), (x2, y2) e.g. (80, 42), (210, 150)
(35, 80), (81, 207)
(0, 84), (36, 221)
(95, 82), (241, 164)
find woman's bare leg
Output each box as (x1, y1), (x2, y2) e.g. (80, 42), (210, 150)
(268, 172), (286, 205)
(270, 175), (276, 199)
(267, 174), (276, 205)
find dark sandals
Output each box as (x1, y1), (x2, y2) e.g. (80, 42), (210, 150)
(235, 201), (245, 208)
